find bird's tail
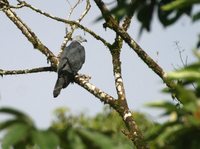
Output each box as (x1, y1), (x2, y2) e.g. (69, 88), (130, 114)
(53, 75), (70, 98)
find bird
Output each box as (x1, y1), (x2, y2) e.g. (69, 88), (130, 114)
(53, 35), (87, 98)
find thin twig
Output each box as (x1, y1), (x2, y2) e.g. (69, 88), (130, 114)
(0, 67), (54, 76)
(66, 0), (72, 8)
(174, 41), (196, 89)
(121, 0), (134, 31)
(17, 0), (111, 49)
(60, 0), (91, 56)
(77, 0), (90, 22)
(60, 0), (82, 56)
(122, 15), (133, 31)
(174, 41), (187, 67)
(67, 0), (81, 20)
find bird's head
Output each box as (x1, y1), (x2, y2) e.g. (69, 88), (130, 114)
(73, 35), (87, 43)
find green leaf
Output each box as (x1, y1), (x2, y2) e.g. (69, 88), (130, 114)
(31, 130), (59, 149)
(137, 2), (155, 32)
(145, 101), (177, 115)
(162, 0), (199, 11)
(67, 129), (86, 149)
(2, 123), (30, 149)
(78, 129), (116, 149)
(182, 62), (200, 70)
(0, 107), (33, 126)
(176, 86), (197, 105)
(167, 70), (200, 80)
(0, 107), (28, 117)
(158, 0), (192, 27)
(187, 115), (200, 126)
(164, 125), (200, 148)
(0, 119), (23, 131)
(145, 121), (178, 141)
(184, 102), (198, 113)
(193, 11), (200, 22)
(155, 124), (184, 147)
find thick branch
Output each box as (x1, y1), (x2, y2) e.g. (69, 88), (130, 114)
(111, 58), (148, 148)
(94, 1), (148, 148)
(93, 0), (173, 87)
(94, 0), (128, 104)
(110, 36), (148, 148)
(115, 26), (165, 79)
(93, 0), (163, 77)
(108, 24), (181, 95)
(2, 7), (58, 67)
(76, 74), (146, 149)
(112, 57), (126, 101)
(0, 67), (117, 106)
(0, 67), (54, 76)
(94, 1), (149, 148)
(75, 74), (144, 145)
(111, 35), (126, 101)
(111, 48), (147, 148)
(74, 74), (116, 106)
(110, 2), (133, 100)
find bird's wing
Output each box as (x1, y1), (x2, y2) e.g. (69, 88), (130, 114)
(66, 42), (85, 73)
(57, 58), (72, 74)
(57, 46), (73, 74)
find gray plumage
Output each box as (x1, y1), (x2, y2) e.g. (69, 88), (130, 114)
(53, 36), (86, 98)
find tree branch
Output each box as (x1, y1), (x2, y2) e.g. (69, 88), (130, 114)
(110, 35), (149, 149)
(94, 1), (150, 148)
(0, 67), (54, 76)
(111, 35), (125, 101)
(122, 14), (134, 31)
(77, 0), (90, 23)
(112, 24), (166, 79)
(76, 73), (147, 149)
(94, 0), (162, 77)
(93, 0), (178, 93)
(110, 39), (147, 148)
(67, 0), (81, 20)
(108, 24), (181, 96)
(0, 66), (117, 107)
(75, 74), (116, 106)
(0, 67), (117, 108)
